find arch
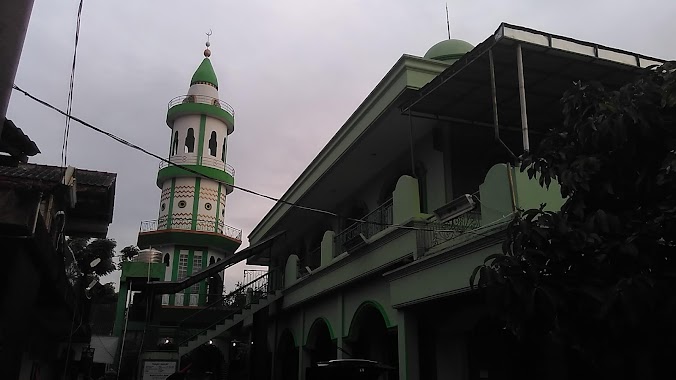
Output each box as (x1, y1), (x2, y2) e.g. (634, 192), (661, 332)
(344, 300), (396, 366)
(305, 317), (337, 366)
(209, 256), (215, 265)
(275, 328), (299, 380)
(305, 317), (335, 344)
(183, 341), (225, 378)
(209, 131), (217, 157)
(346, 300), (392, 339)
(185, 128), (195, 153)
(221, 137), (227, 162)
(163, 253), (170, 266)
(278, 327), (297, 348)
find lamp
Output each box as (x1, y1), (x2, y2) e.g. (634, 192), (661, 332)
(433, 194), (476, 222)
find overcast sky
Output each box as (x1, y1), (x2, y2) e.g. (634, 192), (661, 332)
(8, 0), (676, 290)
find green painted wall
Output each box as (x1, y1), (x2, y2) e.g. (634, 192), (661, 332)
(156, 164), (234, 189)
(166, 102), (234, 131)
(191, 177), (201, 230)
(196, 115), (206, 158)
(169, 247), (180, 305)
(167, 178), (176, 228)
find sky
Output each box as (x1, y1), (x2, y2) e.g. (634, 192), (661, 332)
(7, 0), (676, 291)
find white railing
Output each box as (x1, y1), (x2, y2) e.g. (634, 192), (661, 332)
(168, 95), (234, 116)
(159, 154), (235, 177)
(139, 217), (243, 241)
(161, 294), (170, 306)
(189, 294), (199, 307)
(175, 293), (185, 305)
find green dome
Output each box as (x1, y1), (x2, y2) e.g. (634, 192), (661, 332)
(424, 39), (474, 63)
(190, 58), (218, 89)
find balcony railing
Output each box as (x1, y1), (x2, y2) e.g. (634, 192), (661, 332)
(139, 217), (242, 241)
(168, 94), (234, 115)
(334, 198), (393, 254)
(159, 154), (235, 177)
(420, 211), (482, 250)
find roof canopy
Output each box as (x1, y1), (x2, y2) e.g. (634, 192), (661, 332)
(403, 23), (666, 142)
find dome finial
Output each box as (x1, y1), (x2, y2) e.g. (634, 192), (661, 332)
(445, 3), (451, 40)
(204, 29), (212, 58)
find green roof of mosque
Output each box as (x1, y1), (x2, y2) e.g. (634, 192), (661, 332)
(190, 58), (218, 89)
(424, 39), (474, 62)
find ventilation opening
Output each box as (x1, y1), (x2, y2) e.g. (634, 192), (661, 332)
(185, 128), (195, 153)
(209, 131), (217, 157)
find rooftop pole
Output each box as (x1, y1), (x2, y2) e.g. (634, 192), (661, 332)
(446, 3), (451, 39)
(516, 44), (530, 153)
(489, 49), (516, 161)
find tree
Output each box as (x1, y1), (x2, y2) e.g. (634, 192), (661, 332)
(90, 282), (118, 303)
(117, 245), (140, 269)
(68, 237), (117, 278)
(471, 62), (676, 378)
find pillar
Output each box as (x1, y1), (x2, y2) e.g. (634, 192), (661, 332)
(320, 230), (335, 267)
(397, 310), (420, 380)
(393, 175), (420, 224)
(0, 0), (35, 123)
(284, 254), (299, 288)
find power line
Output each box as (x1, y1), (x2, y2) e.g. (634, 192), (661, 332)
(61, 0), (84, 168)
(12, 84), (514, 238)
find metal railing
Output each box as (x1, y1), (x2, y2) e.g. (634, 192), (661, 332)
(243, 269), (268, 285)
(168, 94), (234, 115)
(139, 217), (242, 241)
(420, 211), (482, 250)
(176, 271), (273, 347)
(159, 154), (235, 177)
(334, 198), (393, 254)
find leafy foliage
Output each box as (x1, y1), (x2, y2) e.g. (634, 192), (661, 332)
(68, 237), (117, 277)
(117, 245), (140, 269)
(472, 62), (676, 376)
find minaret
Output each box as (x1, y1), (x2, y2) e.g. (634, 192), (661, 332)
(137, 38), (242, 307)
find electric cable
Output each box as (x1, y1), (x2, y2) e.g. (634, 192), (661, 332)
(12, 84), (515, 238)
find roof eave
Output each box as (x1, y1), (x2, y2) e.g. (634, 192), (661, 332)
(248, 55), (448, 244)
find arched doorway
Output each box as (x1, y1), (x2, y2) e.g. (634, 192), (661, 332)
(183, 342), (225, 379)
(306, 318), (336, 366)
(274, 329), (298, 380)
(346, 302), (397, 369)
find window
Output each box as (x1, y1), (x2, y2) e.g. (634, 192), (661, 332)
(209, 131), (217, 157)
(177, 253), (188, 280)
(205, 202), (212, 210)
(209, 256), (215, 265)
(185, 128), (195, 153)
(171, 131), (179, 155)
(221, 137), (227, 162)
(177, 200), (187, 208)
(163, 253), (170, 266)
(190, 254), (203, 294)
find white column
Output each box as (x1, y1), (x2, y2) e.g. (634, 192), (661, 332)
(397, 310), (420, 380)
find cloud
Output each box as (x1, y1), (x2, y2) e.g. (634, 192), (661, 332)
(8, 0), (676, 292)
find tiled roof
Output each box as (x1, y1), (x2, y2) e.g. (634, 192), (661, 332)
(0, 163), (116, 187)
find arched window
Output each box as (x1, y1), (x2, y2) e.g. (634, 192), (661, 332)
(209, 131), (217, 157)
(185, 128), (195, 153)
(221, 137), (227, 162)
(171, 131), (179, 155)
(163, 253), (170, 266)
(209, 256), (215, 265)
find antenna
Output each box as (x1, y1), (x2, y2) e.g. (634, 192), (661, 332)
(446, 3), (451, 39)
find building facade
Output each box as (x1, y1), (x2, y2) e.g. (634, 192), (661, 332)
(147, 23), (666, 380)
